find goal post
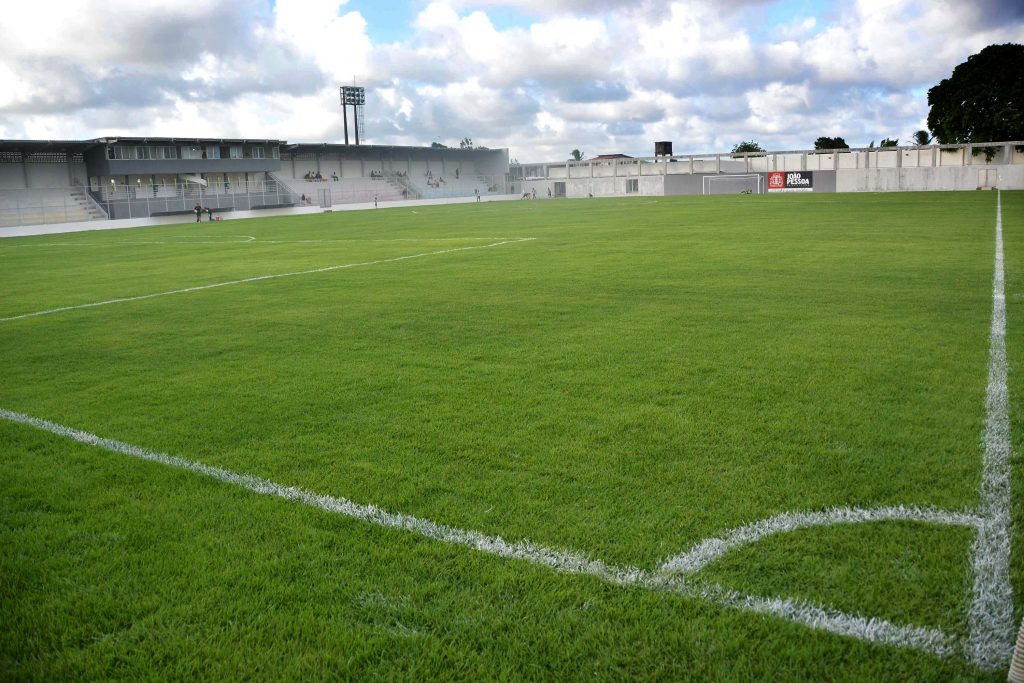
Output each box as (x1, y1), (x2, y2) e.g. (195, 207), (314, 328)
(702, 174), (765, 195)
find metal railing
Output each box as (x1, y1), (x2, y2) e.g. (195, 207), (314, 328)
(90, 180), (296, 220)
(0, 186), (106, 228)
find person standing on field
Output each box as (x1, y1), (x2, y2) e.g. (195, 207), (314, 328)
(194, 204), (202, 223)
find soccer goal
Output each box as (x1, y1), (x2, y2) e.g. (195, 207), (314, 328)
(702, 174), (764, 195)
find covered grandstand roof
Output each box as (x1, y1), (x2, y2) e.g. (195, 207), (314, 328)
(95, 136), (286, 145)
(0, 139), (102, 154)
(282, 142), (505, 154)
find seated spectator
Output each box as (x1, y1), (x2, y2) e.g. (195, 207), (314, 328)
(315, 171), (322, 180)
(331, 172), (339, 180)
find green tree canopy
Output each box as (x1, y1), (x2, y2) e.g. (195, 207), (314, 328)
(927, 43), (1024, 144)
(813, 136), (849, 150)
(879, 137), (899, 148)
(731, 140), (765, 154)
(430, 142), (448, 149)
(570, 149), (584, 161)
(912, 130), (932, 146)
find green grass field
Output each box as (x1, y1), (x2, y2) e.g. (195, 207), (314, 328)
(1, 191), (1021, 681)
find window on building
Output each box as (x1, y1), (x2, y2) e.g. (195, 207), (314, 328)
(229, 145), (243, 159)
(206, 146), (220, 159)
(251, 146), (265, 159)
(626, 178), (639, 193)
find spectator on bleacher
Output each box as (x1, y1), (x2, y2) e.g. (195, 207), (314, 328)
(455, 168), (460, 179)
(315, 171), (322, 181)
(331, 172), (339, 180)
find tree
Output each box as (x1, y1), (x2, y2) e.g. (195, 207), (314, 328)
(430, 142), (448, 149)
(459, 137), (473, 149)
(927, 43), (1024, 144)
(731, 140), (765, 154)
(879, 137), (899, 148)
(912, 130), (932, 146)
(813, 136), (849, 150)
(569, 149), (584, 161)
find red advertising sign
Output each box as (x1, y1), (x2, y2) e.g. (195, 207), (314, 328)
(767, 171), (814, 192)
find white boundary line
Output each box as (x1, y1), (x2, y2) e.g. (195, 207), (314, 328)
(1, 236), (526, 248)
(0, 237), (535, 323)
(0, 193), (1013, 667)
(969, 189), (1015, 669)
(660, 506), (983, 575)
(0, 406), (957, 660)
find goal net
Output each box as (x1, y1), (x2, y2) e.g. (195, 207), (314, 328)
(702, 174), (764, 195)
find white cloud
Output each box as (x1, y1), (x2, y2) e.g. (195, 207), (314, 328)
(0, 0), (1022, 159)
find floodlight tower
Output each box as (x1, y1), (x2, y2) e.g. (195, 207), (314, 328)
(339, 86), (366, 145)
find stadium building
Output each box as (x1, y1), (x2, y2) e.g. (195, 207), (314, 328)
(2, 134), (1023, 230)
(510, 141), (1024, 199)
(0, 137), (510, 228)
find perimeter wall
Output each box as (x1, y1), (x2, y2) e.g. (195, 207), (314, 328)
(511, 141), (1024, 197)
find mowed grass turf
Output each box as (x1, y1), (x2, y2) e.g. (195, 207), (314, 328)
(1, 191), (1020, 681)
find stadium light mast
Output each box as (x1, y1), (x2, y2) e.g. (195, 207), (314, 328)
(339, 86), (366, 145)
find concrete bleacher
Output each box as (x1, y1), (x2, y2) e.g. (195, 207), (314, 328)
(0, 188), (106, 227)
(408, 174), (500, 199)
(276, 175), (406, 205)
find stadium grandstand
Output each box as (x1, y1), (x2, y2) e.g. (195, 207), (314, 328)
(2, 136), (1024, 230)
(0, 137), (510, 228)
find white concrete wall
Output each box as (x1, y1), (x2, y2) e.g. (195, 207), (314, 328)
(939, 148), (965, 166)
(836, 165), (1024, 192)
(25, 163), (71, 187)
(640, 176), (665, 195)
(0, 164), (26, 189)
(341, 160), (363, 177)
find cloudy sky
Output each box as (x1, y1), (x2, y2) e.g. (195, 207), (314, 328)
(1, 0), (1022, 161)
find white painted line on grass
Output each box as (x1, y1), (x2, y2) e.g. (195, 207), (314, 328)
(0, 235), (258, 248)
(0, 237), (535, 323)
(0, 407), (960, 660)
(1, 236), (523, 249)
(660, 506), (983, 575)
(968, 189), (1016, 670)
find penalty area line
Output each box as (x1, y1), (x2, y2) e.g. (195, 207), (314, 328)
(0, 237), (535, 323)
